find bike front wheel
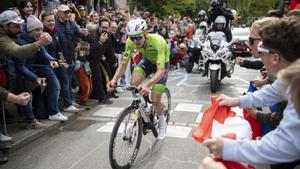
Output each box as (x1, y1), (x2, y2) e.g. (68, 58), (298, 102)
(109, 107), (143, 169)
(162, 87), (171, 124)
(151, 87), (172, 138)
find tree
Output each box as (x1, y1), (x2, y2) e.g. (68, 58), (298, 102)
(128, 0), (280, 21)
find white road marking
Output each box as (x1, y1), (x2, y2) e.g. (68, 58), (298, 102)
(93, 107), (124, 118)
(174, 103), (203, 112)
(195, 112), (204, 123)
(166, 125), (192, 138)
(231, 75), (250, 84)
(96, 122), (192, 139)
(176, 74), (189, 86)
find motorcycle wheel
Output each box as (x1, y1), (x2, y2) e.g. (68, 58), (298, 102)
(210, 70), (219, 93)
(185, 57), (193, 73)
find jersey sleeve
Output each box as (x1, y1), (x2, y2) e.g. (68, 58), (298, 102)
(156, 41), (167, 70)
(122, 39), (134, 64)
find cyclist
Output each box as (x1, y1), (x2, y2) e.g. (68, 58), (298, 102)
(107, 18), (170, 140)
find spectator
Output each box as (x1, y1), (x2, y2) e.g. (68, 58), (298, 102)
(98, 17), (118, 98)
(42, 11), (79, 112)
(204, 16), (300, 166)
(277, 58), (300, 114)
(0, 10), (52, 110)
(19, 0), (35, 21)
(235, 17), (279, 89)
(42, 0), (61, 13)
(55, 4), (88, 106)
(13, 15), (67, 121)
(114, 22), (130, 92)
(60, 0), (81, 21)
(76, 5), (87, 28)
(87, 17), (113, 104)
(86, 11), (99, 32)
(74, 41), (92, 105)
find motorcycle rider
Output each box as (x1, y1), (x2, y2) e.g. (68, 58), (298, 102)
(207, 0), (234, 28)
(208, 16), (232, 42)
(198, 21), (208, 41)
(207, 16), (234, 77)
(195, 10), (207, 28)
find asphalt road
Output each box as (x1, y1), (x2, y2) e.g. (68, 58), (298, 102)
(1, 63), (279, 169)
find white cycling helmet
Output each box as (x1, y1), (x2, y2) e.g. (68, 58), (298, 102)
(215, 16), (226, 25)
(199, 21), (208, 29)
(126, 18), (148, 36)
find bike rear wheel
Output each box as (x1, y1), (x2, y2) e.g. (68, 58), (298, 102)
(109, 107), (143, 169)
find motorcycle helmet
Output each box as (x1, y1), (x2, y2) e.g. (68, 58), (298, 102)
(198, 10), (206, 17)
(199, 21), (208, 29)
(211, 0), (218, 7)
(126, 18), (148, 36)
(215, 16), (226, 25)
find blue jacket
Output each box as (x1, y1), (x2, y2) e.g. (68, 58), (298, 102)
(13, 34), (55, 82)
(223, 80), (300, 164)
(55, 18), (83, 63)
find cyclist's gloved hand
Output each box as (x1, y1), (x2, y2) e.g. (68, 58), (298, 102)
(107, 79), (117, 92)
(139, 84), (150, 96)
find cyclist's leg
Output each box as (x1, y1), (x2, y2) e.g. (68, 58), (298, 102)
(152, 84), (167, 139)
(151, 62), (169, 116)
(131, 58), (153, 86)
(150, 84), (165, 116)
(151, 63), (169, 139)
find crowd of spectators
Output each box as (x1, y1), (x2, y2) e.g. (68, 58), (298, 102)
(0, 0), (211, 163)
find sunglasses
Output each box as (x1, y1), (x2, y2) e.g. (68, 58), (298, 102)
(257, 41), (274, 54)
(248, 37), (261, 45)
(129, 35), (143, 42)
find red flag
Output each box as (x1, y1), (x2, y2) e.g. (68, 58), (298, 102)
(192, 96), (255, 169)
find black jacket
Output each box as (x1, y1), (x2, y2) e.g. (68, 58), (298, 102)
(241, 60), (264, 70)
(207, 7), (234, 28)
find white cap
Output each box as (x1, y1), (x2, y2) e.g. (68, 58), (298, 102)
(0, 10), (24, 25)
(57, 4), (71, 12)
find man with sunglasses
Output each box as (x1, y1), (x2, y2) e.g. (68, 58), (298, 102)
(235, 17), (279, 70)
(107, 18), (170, 140)
(236, 17), (280, 89)
(203, 16), (300, 167)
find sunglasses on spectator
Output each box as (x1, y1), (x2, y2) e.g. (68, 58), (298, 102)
(248, 37), (261, 45)
(257, 41), (275, 54)
(129, 35), (143, 41)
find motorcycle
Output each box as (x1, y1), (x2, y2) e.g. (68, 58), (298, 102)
(185, 29), (205, 73)
(201, 31), (235, 93)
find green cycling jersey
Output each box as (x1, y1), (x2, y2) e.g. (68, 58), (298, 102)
(122, 33), (170, 69)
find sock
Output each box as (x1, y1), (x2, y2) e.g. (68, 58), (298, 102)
(158, 114), (165, 127)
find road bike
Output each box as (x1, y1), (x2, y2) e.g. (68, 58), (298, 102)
(108, 86), (171, 169)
